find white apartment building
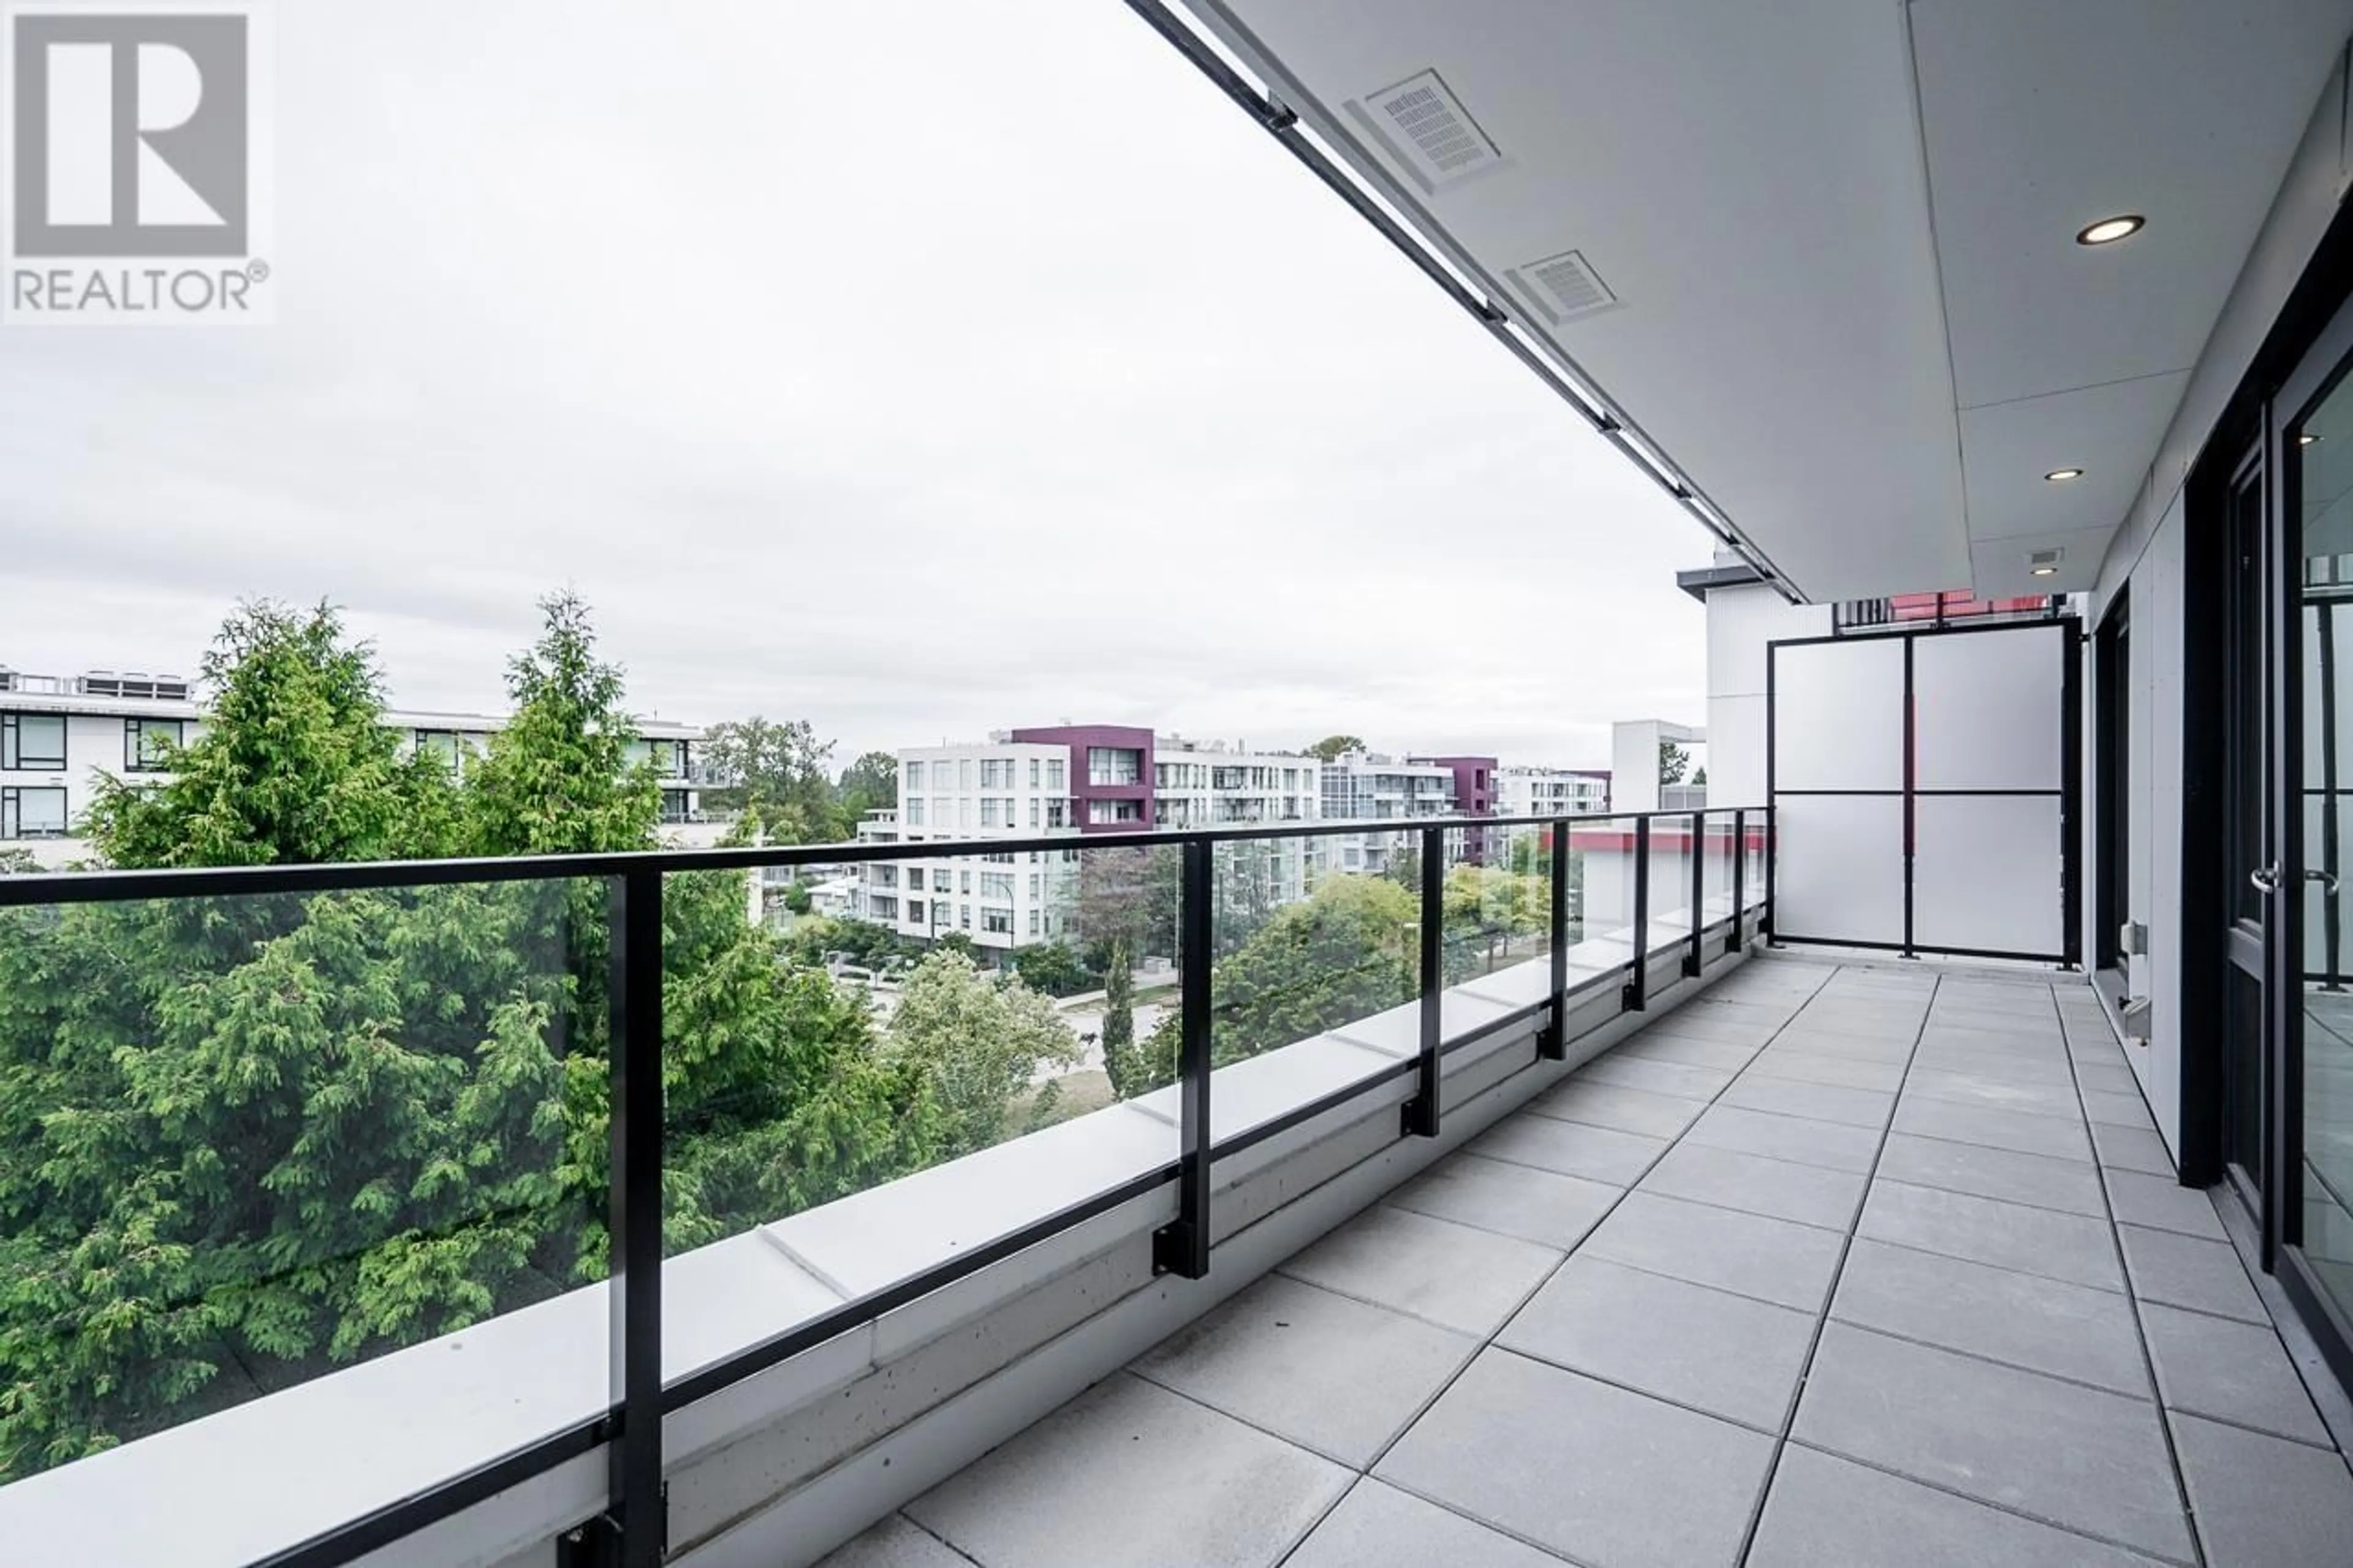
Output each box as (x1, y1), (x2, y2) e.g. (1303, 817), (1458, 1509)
(0, 665), (705, 868)
(1493, 765), (1612, 820)
(1316, 751), (1459, 875)
(854, 732), (1324, 957)
(862, 739), (1077, 950)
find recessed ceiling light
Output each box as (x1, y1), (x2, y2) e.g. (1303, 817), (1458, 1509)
(2044, 468), (2085, 482)
(2076, 214), (2145, 246)
(2031, 566), (2059, 577)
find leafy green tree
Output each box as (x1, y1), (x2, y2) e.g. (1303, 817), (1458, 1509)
(1691, 766), (1708, 788)
(781, 881), (814, 917)
(1441, 862), (1547, 978)
(700, 717), (838, 838)
(884, 952), (1079, 1157)
(1659, 740), (1691, 787)
(84, 600), (458, 868)
(1305, 735), (1366, 763)
(1127, 875), (1417, 1093)
(836, 751), (899, 819)
(1010, 941), (1096, 998)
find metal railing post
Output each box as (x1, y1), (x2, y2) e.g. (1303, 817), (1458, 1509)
(1152, 838), (1213, 1278)
(1729, 809), (1746, 956)
(1685, 811), (1707, 977)
(601, 869), (666, 1567)
(1624, 816), (1651, 1012)
(1762, 805), (1776, 943)
(1540, 817), (1571, 1061)
(1405, 824), (1444, 1136)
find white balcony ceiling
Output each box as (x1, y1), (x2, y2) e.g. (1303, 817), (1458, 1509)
(1178, 0), (2353, 600)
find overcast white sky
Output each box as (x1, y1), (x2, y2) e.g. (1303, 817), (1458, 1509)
(0, 1), (1712, 770)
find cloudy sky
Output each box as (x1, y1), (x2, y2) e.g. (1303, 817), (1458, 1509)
(0, 1), (1712, 770)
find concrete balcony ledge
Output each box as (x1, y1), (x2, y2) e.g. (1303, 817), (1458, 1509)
(0, 906), (1759, 1568)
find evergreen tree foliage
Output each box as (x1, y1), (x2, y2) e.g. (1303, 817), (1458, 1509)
(0, 594), (983, 1482)
(1099, 939), (1136, 1099)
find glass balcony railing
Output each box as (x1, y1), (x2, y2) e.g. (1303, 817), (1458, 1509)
(0, 805), (1770, 1562)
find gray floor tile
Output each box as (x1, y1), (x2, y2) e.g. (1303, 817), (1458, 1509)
(1876, 1132), (2108, 1216)
(2072, 1036), (2132, 1067)
(1936, 986), (2059, 1014)
(1794, 1324), (2192, 1561)
(1623, 1032), (1759, 1070)
(1720, 1075), (1896, 1129)
(1686, 996), (1803, 1029)
(2082, 1088), (2158, 1131)
(1387, 1151), (1621, 1250)
(1582, 1190), (1846, 1311)
(1278, 1205), (1561, 1336)
(906, 1374), (1349, 1568)
(1801, 996), (1930, 1024)
(1375, 1349), (1773, 1568)
(1902, 1069), (2083, 1121)
(1132, 1275), (1479, 1467)
(1638, 1010), (1779, 1047)
(1930, 1006), (2064, 1037)
(817, 1515), (976, 1568)
(2077, 1061), (2142, 1096)
(1527, 1077), (1705, 1138)
(2091, 1121), (2178, 1177)
(1832, 1237), (2150, 1394)
(1578, 1053), (1735, 1102)
(2139, 1301), (2333, 1447)
(1683, 1103), (1884, 1173)
(1766, 1028), (1917, 1064)
(2117, 1225), (2268, 1324)
(1281, 1480), (1563, 1568)
(1746, 1048), (1908, 1092)
(1859, 1180), (2124, 1292)
(1893, 1096), (2094, 1162)
(1470, 1110), (1668, 1186)
(2171, 1411), (2353, 1567)
(1637, 1139), (1868, 1231)
(2103, 1171), (2224, 1240)
(1909, 1045), (2080, 1086)
(1749, 1444), (2168, 1568)
(1499, 1254), (1816, 1430)
(1925, 1025), (2068, 1055)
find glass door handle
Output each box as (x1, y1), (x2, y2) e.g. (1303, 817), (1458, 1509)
(2251, 864), (2282, 894)
(2306, 868), (2343, 896)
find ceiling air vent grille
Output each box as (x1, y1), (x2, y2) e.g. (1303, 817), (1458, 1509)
(2028, 548), (2064, 568)
(1349, 68), (1501, 192)
(1506, 249), (1620, 326)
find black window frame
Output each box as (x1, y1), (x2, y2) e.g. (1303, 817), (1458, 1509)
(2, 711), (68, 771)
(1, 784), (70, 838)
(123, 716), (184, 773)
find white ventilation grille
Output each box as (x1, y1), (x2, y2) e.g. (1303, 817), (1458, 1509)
(2028, 547), (2065, 567)
(1352, 69), (1500, 191)
(1506, 249), (1620, 325)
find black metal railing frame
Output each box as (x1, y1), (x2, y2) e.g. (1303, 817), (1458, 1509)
(0, 804), (1770, 1566)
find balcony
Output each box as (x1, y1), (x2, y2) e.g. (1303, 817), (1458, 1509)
(0, 806), (2347, 1566)
(832, 963), (2334, 1568)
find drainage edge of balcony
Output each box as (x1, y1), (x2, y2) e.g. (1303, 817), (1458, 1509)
(0, 910), (1759, 1568)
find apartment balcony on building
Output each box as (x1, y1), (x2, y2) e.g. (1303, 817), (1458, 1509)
(14, 6), (2353, 1568)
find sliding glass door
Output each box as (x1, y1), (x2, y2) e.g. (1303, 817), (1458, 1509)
(2289, 305), (2353, 1338)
